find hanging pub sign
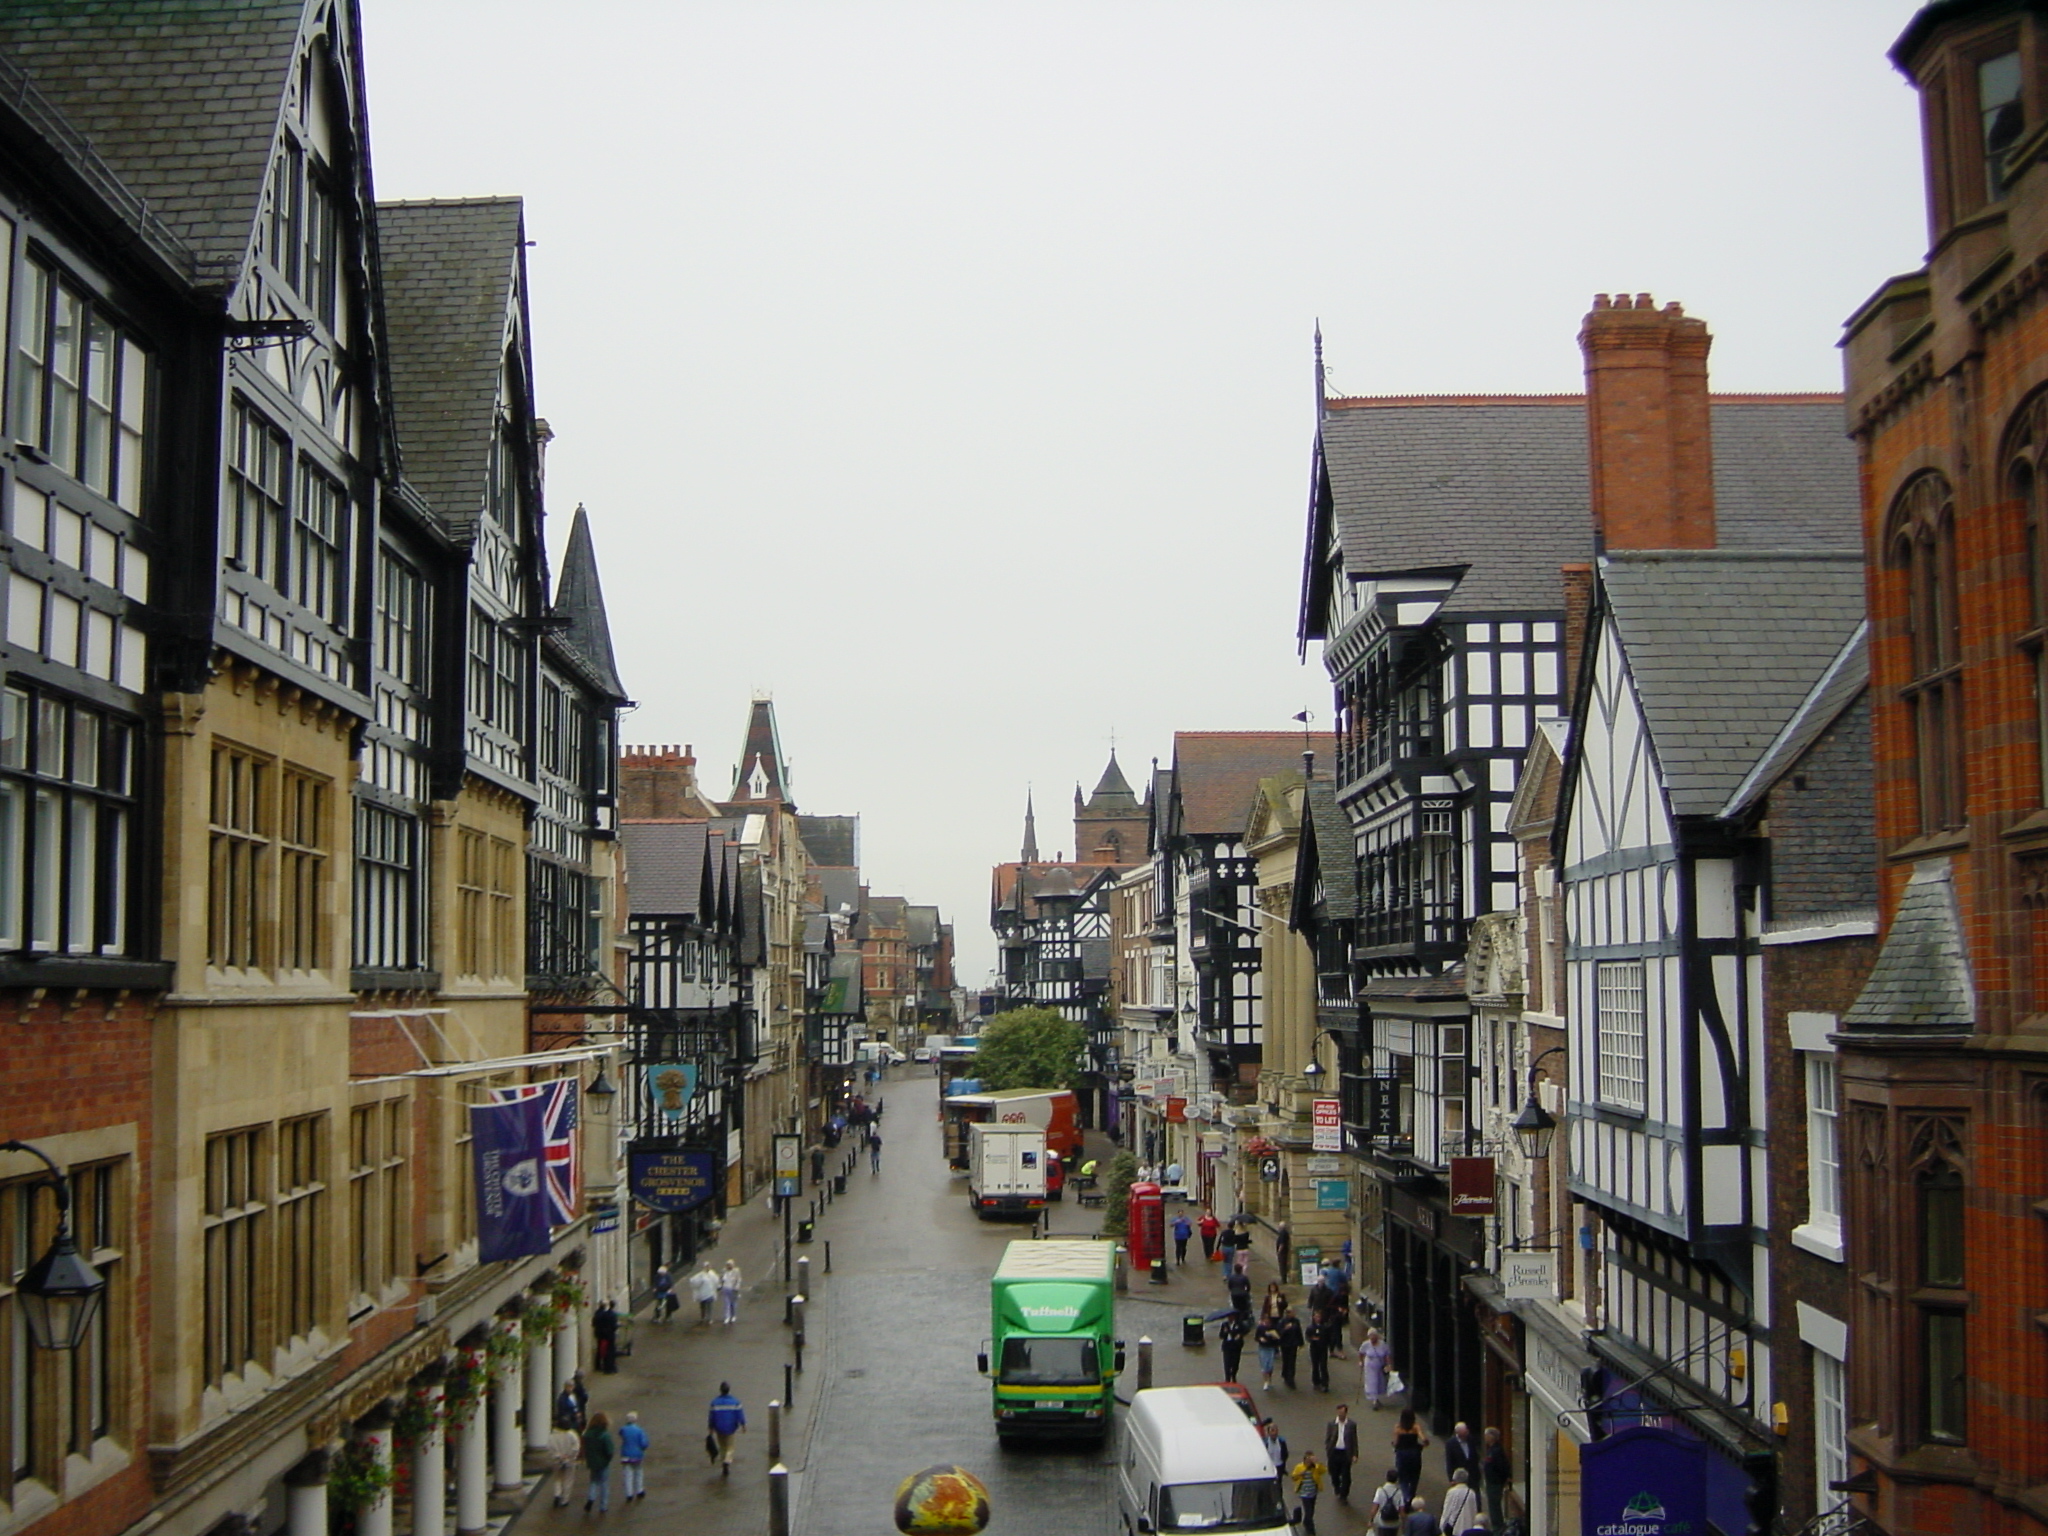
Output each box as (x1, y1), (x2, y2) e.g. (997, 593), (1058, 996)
(628, 1148), (721, 1213)
(1165, 1097), (1187, 1123)
(644, 1063), (697, 1122)
(1448, 1156), (1498, 1217)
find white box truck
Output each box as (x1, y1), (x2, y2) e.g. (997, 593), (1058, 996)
(966, 1122), (1049, 1219)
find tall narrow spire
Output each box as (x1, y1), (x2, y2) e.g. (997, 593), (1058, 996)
(1314, 321), (1326, 422)
(1021, 792), (1039, 863)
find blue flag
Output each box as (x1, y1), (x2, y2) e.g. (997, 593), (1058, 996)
(472, 1096), (551, 1264)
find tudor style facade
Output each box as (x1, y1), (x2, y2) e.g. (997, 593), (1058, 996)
(1838, 5), (2048, 1533)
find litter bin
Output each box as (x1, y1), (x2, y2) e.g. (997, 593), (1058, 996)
(833, 1174), (847, 1195)
(797, 1219), (815, 1243)
(1150, 1258), (1169, 1286)
(1182, 1315), (1206, 1348)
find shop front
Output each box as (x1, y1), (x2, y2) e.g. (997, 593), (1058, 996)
(1383, 1184), (1485, 1433)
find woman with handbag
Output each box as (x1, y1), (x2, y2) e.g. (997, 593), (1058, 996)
(1359, 1327), (1394, 1410)
(1391, 1408), (1429, 1509)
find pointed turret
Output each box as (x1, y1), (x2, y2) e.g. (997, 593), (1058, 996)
(1083, 752), (1139, 812)
(728, 695), (792, 807)
(550, 504), (630, 703)
(1074, 751), (1146, 865)
(1021, 793), (1040, 863)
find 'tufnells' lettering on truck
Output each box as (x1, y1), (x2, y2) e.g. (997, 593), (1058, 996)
(1022, 1306), (1080, 1319)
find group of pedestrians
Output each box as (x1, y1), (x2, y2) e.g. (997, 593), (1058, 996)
(649, 1259), (745, 1327)
(547, 1375), (650, 1515)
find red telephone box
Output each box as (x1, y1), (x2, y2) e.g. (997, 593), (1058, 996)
(1127, 1181), (1165, 1271)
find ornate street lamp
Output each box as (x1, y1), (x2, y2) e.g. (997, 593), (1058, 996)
(0, 1140), (106, 1351)
(1511, 1047), (1568, 1163)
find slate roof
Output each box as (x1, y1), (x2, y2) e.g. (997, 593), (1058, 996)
(376, 197), (523, 532)
(1172, 733), (1332, 837)
(548, 505), (629, 702)
(1313, 395), (1857, 619)
(798, 814), (859, 870)
(905, 905), (940, 948)
(816, 868), (861, 917)
(1843, 859), (1975, 1033)
(728, 698), (791, 805)
(1083, 753), (1140, 811)
(0, 0), (307, 287)
(1721, 622), (1868, 819)
(621, 822), (709, 918)
(1301, 779), (1359, 921)
(1602, 551), (1865, 818)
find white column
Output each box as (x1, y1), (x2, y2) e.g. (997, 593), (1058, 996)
(523, 1332), (553, 1454)
(490, 1346), (523, 1492)
(285, 1449), (330, 1536)
(359, 1416), (396, 1536)
(412, 1378), (447, 1536)
(455, 1404), (488, 1534)
(553, 1306), (579, 1391)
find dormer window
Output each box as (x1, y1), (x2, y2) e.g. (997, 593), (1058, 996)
(1981, 50), (2025, 200)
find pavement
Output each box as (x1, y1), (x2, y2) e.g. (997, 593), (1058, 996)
(509, 1069), (1461, 1536)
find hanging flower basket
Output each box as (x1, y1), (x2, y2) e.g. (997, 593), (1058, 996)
(444, 1351), (488, 1432)
(519, 1300), (558, 1347)
(551, 1274), (587, 1316)
(483, 1325), (524, 1375)
(392, 1382), (441, 1452)
(327, 1439), (394, 1514)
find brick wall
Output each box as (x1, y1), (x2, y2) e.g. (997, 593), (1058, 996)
(1770, 695), (1878, 922)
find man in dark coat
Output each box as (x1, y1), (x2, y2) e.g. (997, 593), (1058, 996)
(1444, 1421), (1480, 1483)
(1323, 1403), (1361, 1502)
(1219, 1309), (1250, 1383)
(592, 1300), (620, 1373)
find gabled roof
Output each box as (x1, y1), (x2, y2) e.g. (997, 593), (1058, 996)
(376, 196), (524, 532)
(0, 0), (309, 286)
(1720, 622), (1868, 819)
(1290, 778), (1359, 929)
(621, 822), (709, 918)
(1507, 718), (1569, 841)
(1301, 394), (1860, 639)
(548, 505), (629, 703)
(728, 697), (791, 805)
(905, 905), (940, 948)
(797, 814), (858, 869)
(1171, 733), (1332, 838)
(1601, 551), (1865, 818)
(816, 867), (862, 917)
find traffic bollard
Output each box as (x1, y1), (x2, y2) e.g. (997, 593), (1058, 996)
(1138, 1336), (1154, 1392)
(793, 1294), (807, 1364)
(825, 1239), (833, 1273)
(769, 1463), (791, 1536)
(784, 1361), (795, 1404)
(797, 1255), (811, 1297)
(784, 1293), (794, 1326)
(768, 1399), (782, 1462)
(1114, 1245), (1129, 1293)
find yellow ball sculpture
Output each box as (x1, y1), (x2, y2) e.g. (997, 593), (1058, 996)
(892, 1464), (992, 1536)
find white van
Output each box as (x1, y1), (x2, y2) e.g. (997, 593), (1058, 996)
(1117, 1386), (1292, 1536)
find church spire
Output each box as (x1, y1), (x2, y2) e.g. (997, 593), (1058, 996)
(1021, 792), (1039, 863)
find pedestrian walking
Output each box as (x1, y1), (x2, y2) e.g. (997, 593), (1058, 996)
(1392, 1407), (1429, 1508)
(651, 1264), (677, 1323)
(719, 1259), (743, 1325)
(581, 1411), (615, 1514)
(592, 1299), (619, 1373)
(1219, 1308), (1249, 1383)
(1371, 1470), (1406, 1535)
(1279, 1307), (1304, 1390)
(1440, 1470), (1481, 1535)
(1481, 1427), (1511, 1532)
(556, 1373), (587, 1433)
(1360, 1327), (1394, 1409)
(1403, 1496), (1440, 1536)
(1227, 1266), (1252, 1316)
(870, 1126), (883, 1173)
(1307, 1308), (1334, 1392)
(1324, 1403), (1360, 1502)
(1172, 1212), (1193, 1265)
(617, 1411), (649, 1501)
(1445, 1422), (1479, 1483)
(707, 1381), (747, 1473)
(1255, 1312), (1281, 1390)
(1275, 1217), (1292, 1278)
(689, 1262), (718, 1326)
(548, 1418), (582, 1506)
(1199, 1208), (1221, 1261)
(1261, 1417), (1289, 1472)
(810, 1143), (826, 1185)
(1290, 1452), (1325, 1536)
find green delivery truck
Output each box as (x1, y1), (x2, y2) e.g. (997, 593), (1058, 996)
(977, 1239), (1124, 1445)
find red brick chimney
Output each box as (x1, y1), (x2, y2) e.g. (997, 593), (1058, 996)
(618, 743), (722, 820)
(1579, 293), (1715, 551)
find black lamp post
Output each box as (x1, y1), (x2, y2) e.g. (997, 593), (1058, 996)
(0, 1140), (106, 1351)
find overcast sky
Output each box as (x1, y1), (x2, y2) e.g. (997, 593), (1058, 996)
(360, 1), (1928, 987)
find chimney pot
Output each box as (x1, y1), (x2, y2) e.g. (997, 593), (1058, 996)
(1580, 294), (1716, 552)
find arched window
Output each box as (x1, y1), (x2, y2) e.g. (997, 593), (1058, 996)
(1889, 474), (1964, 832)
(2008, 393), (2048, 801)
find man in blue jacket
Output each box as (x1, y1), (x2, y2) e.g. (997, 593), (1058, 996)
(617, 1411), (650, 1501)
(708, 1383), (747, 1474)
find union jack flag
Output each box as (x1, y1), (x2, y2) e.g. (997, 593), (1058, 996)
(491, 1079), (579, 1227)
